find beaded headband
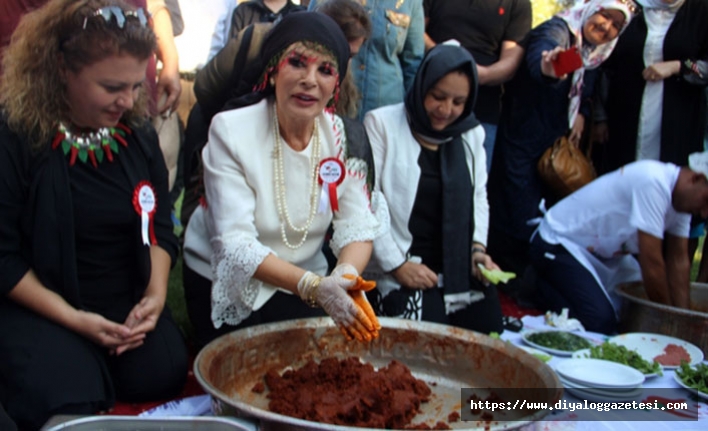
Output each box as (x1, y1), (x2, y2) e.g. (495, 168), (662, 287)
(83, 6), (148, 29)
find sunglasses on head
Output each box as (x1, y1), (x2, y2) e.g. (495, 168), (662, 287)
(84, 6), (148, 29)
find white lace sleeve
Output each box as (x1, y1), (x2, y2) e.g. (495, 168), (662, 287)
(210, 232), (273, 328)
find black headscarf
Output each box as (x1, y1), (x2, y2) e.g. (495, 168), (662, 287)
(404, 44), (479, 143)
(407, 44), (482, 312)
(225, 11), (350, 110)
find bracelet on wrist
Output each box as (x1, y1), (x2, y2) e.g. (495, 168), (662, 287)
(305, 275), (322, 308)
(471, 246), (486, 256)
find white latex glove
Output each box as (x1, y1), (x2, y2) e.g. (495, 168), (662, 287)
(297, 271), (374, 341)
(330, 263), (358, 279)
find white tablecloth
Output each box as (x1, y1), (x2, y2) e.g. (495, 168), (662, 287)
(142, 315), (708, 430)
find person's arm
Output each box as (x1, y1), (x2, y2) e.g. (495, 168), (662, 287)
(528, 19), (573, 84)
(637, 230), (673, 304)
(114, 125), (177, 353)
(477, 41), (525, 86)
(9, 270), (139, 350)
(423, 15), (436, 50)
(422, 0), (436, 50)
(644, 57), (708, 85)
(664, 232), (691, 308)
(337, 242), (373, 275)
(115, 245), (171, 354)
(423, 32), (436, 50)
(148, 0), (181, 114)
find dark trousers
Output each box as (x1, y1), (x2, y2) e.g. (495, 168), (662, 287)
(0, 302), (188, 431)
(183, 264), (326, 350)
(529, 234), (618, 334)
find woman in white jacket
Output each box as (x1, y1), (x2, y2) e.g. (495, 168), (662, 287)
(364, 44), (503, 333)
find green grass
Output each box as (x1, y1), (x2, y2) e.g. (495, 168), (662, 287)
(166, 189), (195, 342)
(167, 255), (194, 341)
(691, 235), (704, 281)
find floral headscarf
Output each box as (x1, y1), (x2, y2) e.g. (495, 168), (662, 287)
(557, 0), (638, 127)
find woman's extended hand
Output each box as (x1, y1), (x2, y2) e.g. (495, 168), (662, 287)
(569, 113), (585, 147)
(472, 251), (501, 284)
(392, 261), (438, 289)
(298, 271), (376, 342)
(642, 61), (680, 82)
(540, 46), (566, 79)
(73, 310), (145, 351)
(112, 294), (165, 355)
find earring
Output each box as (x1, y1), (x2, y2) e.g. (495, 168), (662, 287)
(269, 77), (275, 87)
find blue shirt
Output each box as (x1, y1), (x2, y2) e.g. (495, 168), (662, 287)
(309, 0), (425, 120)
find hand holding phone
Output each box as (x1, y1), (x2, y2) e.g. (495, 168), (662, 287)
(552, 47), (583, 77)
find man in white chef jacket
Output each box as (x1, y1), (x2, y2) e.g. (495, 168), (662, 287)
(528, 153), (708, 334)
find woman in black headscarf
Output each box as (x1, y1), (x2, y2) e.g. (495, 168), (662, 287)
(182, 12), (382, 348)
(363, 43), (503, 333)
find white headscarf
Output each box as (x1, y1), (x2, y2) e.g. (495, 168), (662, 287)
(636, 0), (685, 11)
(557, 0), (638, 127)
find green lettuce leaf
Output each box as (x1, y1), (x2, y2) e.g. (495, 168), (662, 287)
(477, 264), (516, 285)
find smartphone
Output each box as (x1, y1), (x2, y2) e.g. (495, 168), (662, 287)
(552, 47), (583, 77)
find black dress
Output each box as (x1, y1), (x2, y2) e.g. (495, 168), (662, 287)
(0, 120), (188, 430)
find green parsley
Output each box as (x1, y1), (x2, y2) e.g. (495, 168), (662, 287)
(584, 341), (662, 376)
(676, 362), (708, 394)
(527, 331), (592, 352)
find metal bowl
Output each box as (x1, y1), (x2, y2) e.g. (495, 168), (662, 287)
(616, 282), (708, 356)
(194, 317), (561, 431)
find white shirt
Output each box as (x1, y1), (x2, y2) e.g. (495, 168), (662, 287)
(174, 0), (232, 72)
(207, 0), (239, 61)
(183, 99), (379, 328)
(636, 8), (679, 161)
(539, 160), (690, 311)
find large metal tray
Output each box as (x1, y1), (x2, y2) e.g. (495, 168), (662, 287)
(41, 415), (256, 431)
(195, 317), (562, 431)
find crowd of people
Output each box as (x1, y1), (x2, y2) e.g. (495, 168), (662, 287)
(0, 0), (707, 429)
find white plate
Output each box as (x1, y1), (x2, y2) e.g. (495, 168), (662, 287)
(558, 375), (643, 397)
(555, 358), (645, 388)
(673, 370), (708, 400)
(571, 348), (660, 378)
(564, 386), (643, 403)
(521, 330), (594, 357)
(518, 345), (553, 363)
(608, 333), (703, 369)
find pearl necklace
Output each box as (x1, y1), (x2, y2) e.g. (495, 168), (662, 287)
(272, 105), (321, 249)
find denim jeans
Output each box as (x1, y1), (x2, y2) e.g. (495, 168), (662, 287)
(481, 122), (497, 173)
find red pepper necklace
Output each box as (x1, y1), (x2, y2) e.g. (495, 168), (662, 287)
(52, 122), (131, 167)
